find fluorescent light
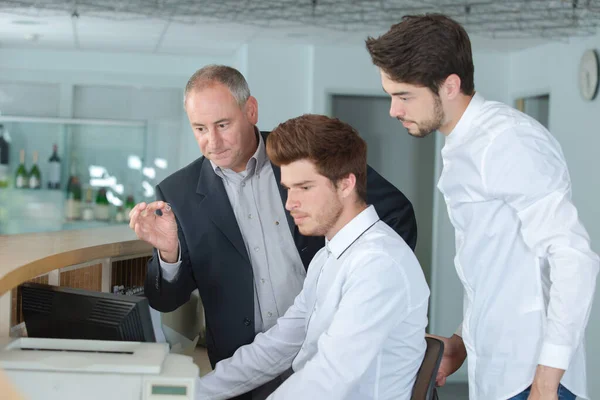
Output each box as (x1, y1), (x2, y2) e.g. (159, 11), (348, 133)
(142, 181), (154, 198)
(113, 183), (124, 195)
(142, 167), (156, 179)
(106, 190), (123, 207)
(154, 158), (168, 169)
(128, 155), (142, 170)
(89, 165), (107, 178)
(90, 177), (117, 187)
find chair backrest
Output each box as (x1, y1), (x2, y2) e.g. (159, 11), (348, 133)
(411, 337), (444, 400)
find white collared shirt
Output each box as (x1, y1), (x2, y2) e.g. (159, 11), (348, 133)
(195, 205), (430, 400)
(438, 93), (599, 400)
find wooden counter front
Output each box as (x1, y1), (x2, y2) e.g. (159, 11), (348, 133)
(0, 226), (152, 297)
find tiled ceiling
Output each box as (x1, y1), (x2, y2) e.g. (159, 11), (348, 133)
(2, 0), (595, 55)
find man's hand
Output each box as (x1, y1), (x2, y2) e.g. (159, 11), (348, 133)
(527, 365), (564, 400)
(427, 333), (467, 387)
(129, 201), (179, 262)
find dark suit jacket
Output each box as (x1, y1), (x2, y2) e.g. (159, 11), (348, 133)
(144, 133), (417, 398)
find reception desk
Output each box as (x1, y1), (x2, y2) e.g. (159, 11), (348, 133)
(0, 226), (153, 337)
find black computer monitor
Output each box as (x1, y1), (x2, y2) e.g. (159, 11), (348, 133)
(21, 282), (156, 342)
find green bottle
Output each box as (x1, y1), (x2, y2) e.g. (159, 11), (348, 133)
(0, 124), (9, 188)
(14, 149), (28, 189)
(124, 194), (135, 220)
(65, 162), (83, 220)
(94, 187), (110, 221)
(28, 151), (42, 189)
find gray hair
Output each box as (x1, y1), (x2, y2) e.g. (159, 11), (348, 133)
(183, 64), (251, 108)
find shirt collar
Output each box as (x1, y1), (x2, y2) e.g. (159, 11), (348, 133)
(210, 127), (267, 176)
(326, 205), (380, 259)
(445, 92), (485, 147)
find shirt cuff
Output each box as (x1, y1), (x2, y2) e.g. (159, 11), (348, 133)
(538, 341), (573, 370)
(158, 241), (182, 282)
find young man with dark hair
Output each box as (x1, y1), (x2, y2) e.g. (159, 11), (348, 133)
(366, 14), (598, 400)
(193, 114), (430, 400)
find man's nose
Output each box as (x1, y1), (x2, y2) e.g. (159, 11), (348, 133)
(286, 193), (298, 211)
(390, 99), (405, 119)
(208, 129), (222, 147)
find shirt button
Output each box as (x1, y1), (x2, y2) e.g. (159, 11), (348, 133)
(243, 318), (251, 326)
(275, 221), (279, 225)
(267, 312), (273, 317)
(261, 278), (266, 284)
(254, 247), (259, 252)
(248, 214), (252, 219)
(241, 182), (246, 187)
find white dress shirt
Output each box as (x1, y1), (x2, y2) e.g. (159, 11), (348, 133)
(195, 205), (430, 400)
(438, 93), (599, 400)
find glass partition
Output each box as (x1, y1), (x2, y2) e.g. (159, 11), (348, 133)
(0, 116), (148, 235)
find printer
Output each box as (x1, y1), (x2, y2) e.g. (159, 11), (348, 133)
(0, 337), (199, 400)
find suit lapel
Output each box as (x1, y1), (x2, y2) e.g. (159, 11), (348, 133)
(196, 159), (250, 264)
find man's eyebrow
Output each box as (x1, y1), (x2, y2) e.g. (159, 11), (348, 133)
(391, 91), (412, 96)
(280, 180), (314, 188)
(382, 86), (412, 97)
(191, 118), (230, 127)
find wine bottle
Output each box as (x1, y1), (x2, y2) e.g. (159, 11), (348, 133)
(82, 187), (95, 221)
(65, 161), (82, 220)
(47, 144), (61, 189)
(94, 187), (110, 221)
(28, 151), (42, 189)
(0, 124), (9, 188)
(124, 194), (135, 221)
(115, 206), (125, 223)
(14, 149), (28, 189)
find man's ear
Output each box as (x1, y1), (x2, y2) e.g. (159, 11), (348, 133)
(338, 173), (357, 199)
(441, 74), (462, 100)
(245, 96), (259, 125)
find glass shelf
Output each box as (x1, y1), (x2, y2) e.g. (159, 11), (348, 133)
(0, 116), (148, 235)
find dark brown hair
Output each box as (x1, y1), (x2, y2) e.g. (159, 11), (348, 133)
(366, 13), (475, 95)
(266, 114), (367, 203)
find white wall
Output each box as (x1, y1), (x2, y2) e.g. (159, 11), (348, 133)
(312, 44), (384, 115)
(245, 41), (313, 131)
(510, 34), (600, 398)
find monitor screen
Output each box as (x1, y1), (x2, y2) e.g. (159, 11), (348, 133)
(21, 282), (156, 342)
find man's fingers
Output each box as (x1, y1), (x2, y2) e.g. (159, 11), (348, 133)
(129, 207), (142, 229)
(133, 222), (149, 240)
(436, 376), (447, 387)
(144, 201), (168, 214)
(129, 202), (146, 219)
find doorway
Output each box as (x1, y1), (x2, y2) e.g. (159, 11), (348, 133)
(515, 94), (550, 128)
(331, 95), (437, 285)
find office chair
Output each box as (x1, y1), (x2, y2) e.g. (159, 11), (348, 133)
(411, 337), (444, 400)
